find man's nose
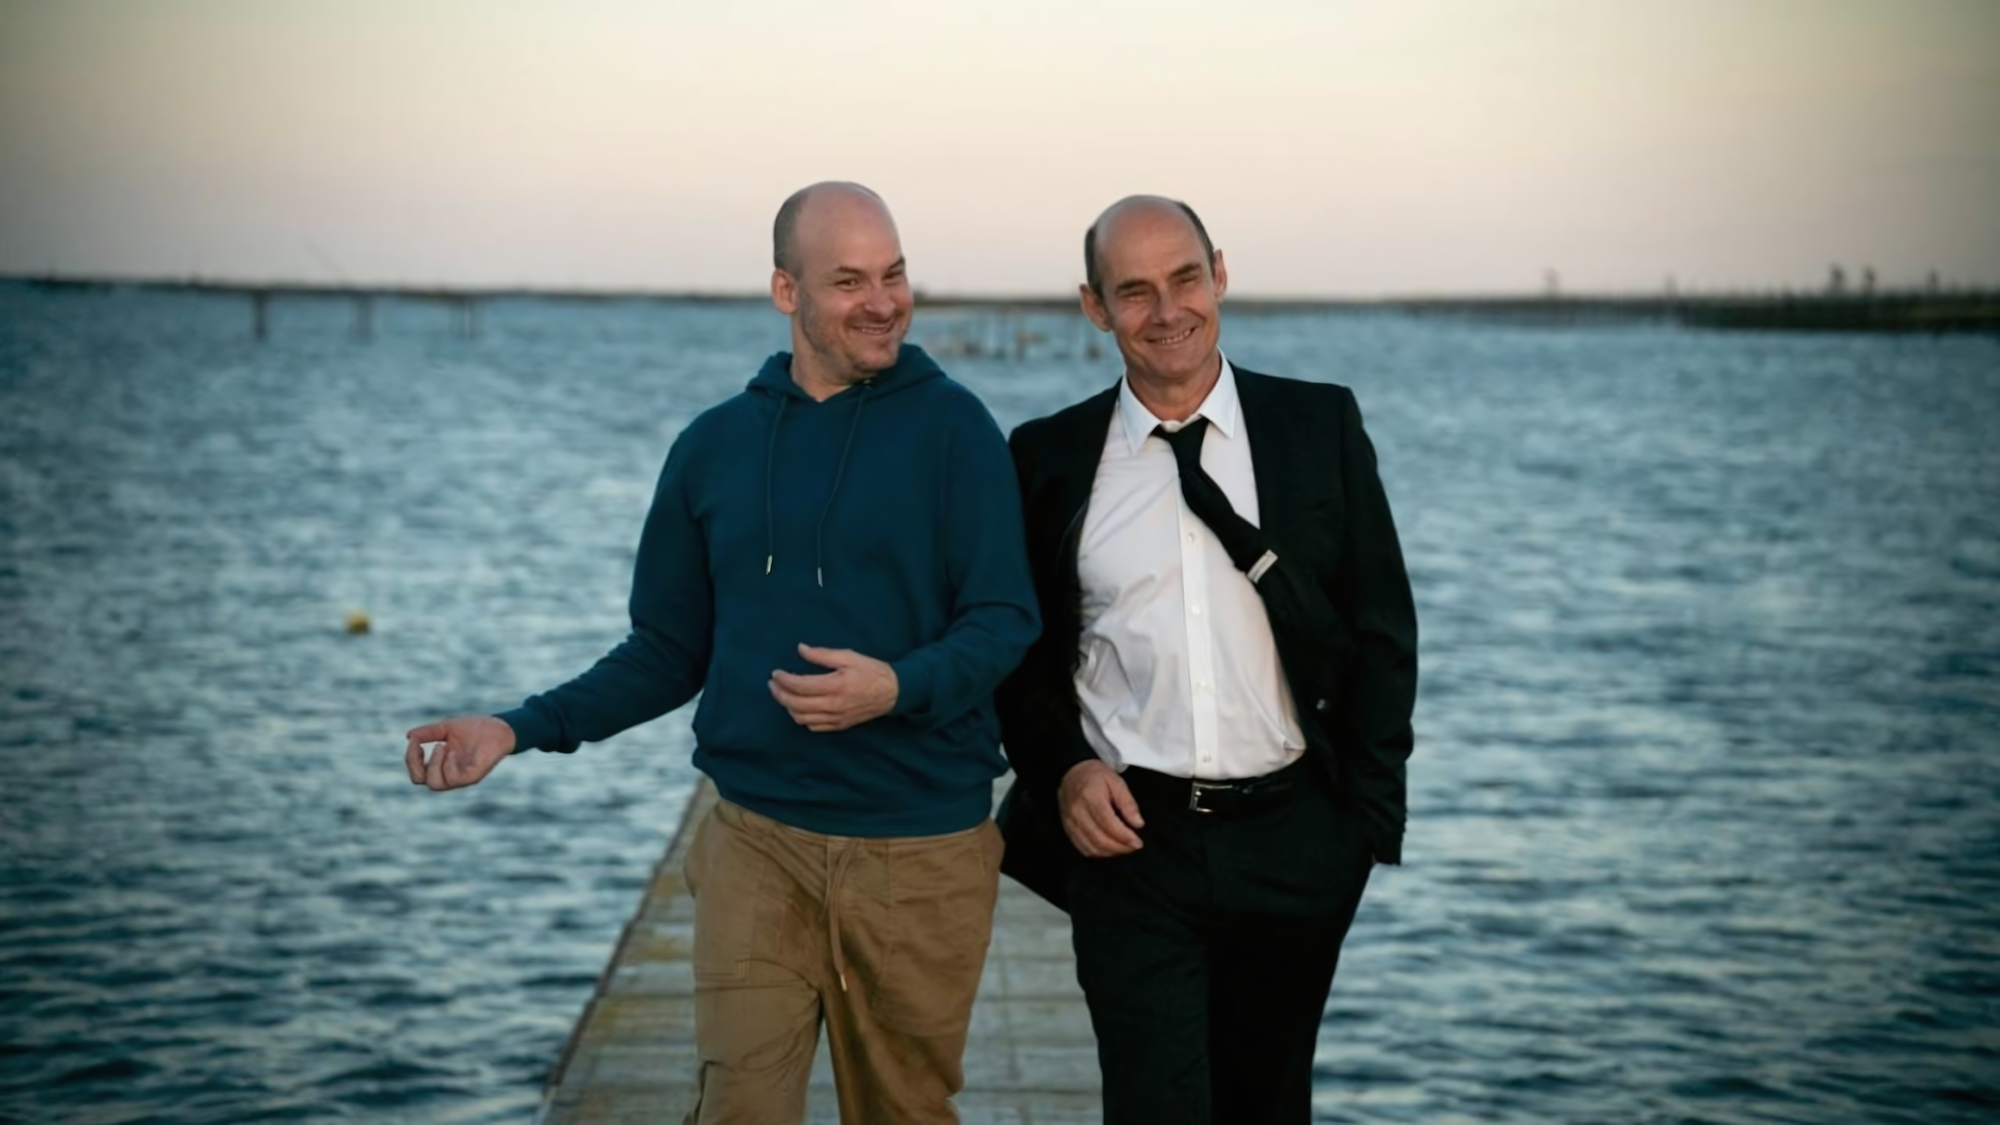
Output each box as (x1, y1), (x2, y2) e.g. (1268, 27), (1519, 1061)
(864, 282), (898, 318)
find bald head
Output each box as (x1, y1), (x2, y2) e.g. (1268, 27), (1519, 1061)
(1084, 195), (1215, 300)
(773, 182), (893, 275)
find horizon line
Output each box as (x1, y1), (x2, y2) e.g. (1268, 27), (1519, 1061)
(9, 271), (1996, 306)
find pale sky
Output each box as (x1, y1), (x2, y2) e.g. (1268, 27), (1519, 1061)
(2, 0), (1995, 295)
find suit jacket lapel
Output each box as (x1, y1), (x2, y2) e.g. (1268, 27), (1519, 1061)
(1234, 365), (1307, 529)
(1046, 382), (1119, 532)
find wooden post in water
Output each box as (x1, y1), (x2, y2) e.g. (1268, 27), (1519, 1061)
(252, 290), (269, 342)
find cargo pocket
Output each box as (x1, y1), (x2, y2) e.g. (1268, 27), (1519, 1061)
(868, 825), (1001, 1036)
(689, 800), (785, 986)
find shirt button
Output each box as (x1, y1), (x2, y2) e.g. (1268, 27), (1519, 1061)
(1315, 698), (1328, 711)
(1191, 606), (1202, 617)
(1186, 531), (1197, 543)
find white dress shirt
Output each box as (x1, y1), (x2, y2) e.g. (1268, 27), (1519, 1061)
(1073, 357), (1307, 780)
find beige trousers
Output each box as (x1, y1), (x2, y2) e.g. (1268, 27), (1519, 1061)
(681, 798), (1003, 1124)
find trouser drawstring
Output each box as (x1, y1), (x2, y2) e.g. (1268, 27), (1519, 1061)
(825, 838), (861, 993)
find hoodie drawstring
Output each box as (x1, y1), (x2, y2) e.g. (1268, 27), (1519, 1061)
(761, 379), (873, 585)
(762, 396), (789, 575)
(814, 382), (871, 588)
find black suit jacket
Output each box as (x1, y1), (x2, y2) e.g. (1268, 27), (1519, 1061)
(994, 365), (1418, 906)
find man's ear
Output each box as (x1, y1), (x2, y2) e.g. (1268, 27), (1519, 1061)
(1211, 249), (1228, 303)
(1078, 283), (1112, 332)
(771, 269), (799, 316)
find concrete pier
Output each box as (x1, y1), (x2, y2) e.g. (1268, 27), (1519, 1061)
(537, 779), (1101, 1124)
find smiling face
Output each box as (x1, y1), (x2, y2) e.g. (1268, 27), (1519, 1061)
(771, 185), (913, 398)
(1080, 199), (1228, 397)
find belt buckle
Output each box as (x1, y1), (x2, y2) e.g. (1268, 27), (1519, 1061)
(1189, 780), (1228, 814)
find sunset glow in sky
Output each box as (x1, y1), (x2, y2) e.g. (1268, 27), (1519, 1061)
(2, 0), (1995, 295)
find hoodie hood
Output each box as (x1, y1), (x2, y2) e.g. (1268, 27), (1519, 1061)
(748, 343), (946, 402)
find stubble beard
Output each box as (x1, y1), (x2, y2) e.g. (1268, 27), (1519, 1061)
(801, 295), (903, 386)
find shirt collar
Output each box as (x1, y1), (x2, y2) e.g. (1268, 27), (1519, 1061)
(1115, 353), (1241, 457)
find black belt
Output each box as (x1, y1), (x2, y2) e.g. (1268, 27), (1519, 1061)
(1121, 755), (1314, 818)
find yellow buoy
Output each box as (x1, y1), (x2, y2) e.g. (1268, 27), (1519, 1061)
(344, 610), (371, 635)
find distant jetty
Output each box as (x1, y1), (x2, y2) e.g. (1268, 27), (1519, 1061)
(1379, 292), (2000, 335)
(10, 274), (1999, 336)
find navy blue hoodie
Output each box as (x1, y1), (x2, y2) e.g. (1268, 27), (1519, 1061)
(497, 345), (1039, 837)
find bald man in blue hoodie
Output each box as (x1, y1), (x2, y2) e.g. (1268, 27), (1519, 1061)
(404, 183), (1039, 1124)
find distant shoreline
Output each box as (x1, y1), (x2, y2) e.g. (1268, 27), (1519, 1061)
(7, 274), (1998, 334)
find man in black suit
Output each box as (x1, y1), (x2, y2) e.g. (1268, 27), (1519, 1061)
(995, 196), (1418, 1124)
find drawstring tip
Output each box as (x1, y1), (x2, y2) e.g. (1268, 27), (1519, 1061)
(816, 567), (824, 588)
(765, 555), (773, 575)
(838, 972), (848, 993)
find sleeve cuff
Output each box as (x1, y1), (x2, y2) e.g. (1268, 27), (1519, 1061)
(1054, 735), (1098, 775)
(887, 652), (936, 724)
(493, 706), (555, 755)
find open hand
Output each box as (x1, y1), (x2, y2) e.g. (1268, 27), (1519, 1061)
(1059, 759), (1146, 857)
(405, 715), (515, 791)
(769, 644), (898, 732)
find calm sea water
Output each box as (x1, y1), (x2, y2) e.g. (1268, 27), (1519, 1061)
(1, 285), (1995, 1124)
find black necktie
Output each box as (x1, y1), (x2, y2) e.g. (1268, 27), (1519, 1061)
(1153, 419), (1269, 577)
(1154, 417), (1346, 744)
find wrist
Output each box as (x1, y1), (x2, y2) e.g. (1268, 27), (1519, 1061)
(1062, 759), (1109, 786)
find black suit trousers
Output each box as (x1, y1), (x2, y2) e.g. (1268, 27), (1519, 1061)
(1067, 765), (1374, 1125)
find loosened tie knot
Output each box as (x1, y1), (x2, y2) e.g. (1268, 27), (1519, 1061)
(1152, 418), (1265, 574)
